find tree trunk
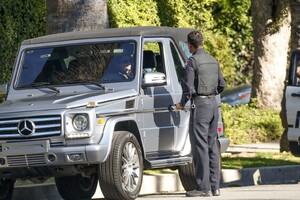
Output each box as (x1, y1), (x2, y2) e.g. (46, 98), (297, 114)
(280, 0), (300, 152)
(251, 0), (290, 110)
(290, 0), (300, 52)
(251, 0), (290, 151)
(46, 0), (109, 34)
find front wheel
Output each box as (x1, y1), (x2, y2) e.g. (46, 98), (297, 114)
(55, 174), (98, 200)
(98, 131), (143, 200)
(0, 179), (14, 200)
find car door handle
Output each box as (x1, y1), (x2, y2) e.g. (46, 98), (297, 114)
(291, 93), (300, 97)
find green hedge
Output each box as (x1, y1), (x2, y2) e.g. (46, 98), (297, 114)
(222, 101), (284, 144)
(108, 0), (160, 27)
(0, 0), (46, 84)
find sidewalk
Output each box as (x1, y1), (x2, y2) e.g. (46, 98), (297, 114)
(13, 142), (300, 200)
(226, 142), (280, 153)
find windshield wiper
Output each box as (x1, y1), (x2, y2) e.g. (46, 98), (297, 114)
(19, 82), (60, 93)
(63, 80), (112, 91)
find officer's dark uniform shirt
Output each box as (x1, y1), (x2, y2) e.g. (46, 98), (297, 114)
(180, 48), (226, 106)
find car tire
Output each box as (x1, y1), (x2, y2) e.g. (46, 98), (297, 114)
(178, 162), (197, 191)
(55, 174), (98, 200)
(0, 179), (14, 200)
(98, 131), (143, 200)
(289, 141), (300, 157)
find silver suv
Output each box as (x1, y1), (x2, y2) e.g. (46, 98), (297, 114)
(0, 27), (229, 200)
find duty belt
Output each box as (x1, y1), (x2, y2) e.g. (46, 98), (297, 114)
(191, 94), (215, 109)
(194, 94), (215, 99)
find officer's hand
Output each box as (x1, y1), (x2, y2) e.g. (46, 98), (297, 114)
(175, 103), (184, 110)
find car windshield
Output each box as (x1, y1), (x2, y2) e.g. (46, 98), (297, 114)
(16, 41), (136, 89)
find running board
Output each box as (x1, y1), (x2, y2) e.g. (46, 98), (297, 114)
(146, 156), (192, 169)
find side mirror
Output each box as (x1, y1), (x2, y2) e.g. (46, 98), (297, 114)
(0, 84), (8, 102)
(142, 72), (167, 88)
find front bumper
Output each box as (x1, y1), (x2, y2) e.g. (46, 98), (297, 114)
(0, 140), (107, 177)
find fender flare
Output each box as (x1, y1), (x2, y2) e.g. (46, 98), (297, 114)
(99, 115), (141, 162)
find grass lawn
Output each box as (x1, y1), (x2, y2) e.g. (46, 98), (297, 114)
(222, 152), (300, 169)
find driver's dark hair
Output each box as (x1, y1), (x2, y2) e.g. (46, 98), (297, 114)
(187, 30), (203, 48)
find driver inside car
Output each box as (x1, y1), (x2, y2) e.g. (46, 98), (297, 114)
(118, 57), (134, 80)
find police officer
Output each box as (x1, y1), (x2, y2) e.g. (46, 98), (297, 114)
(175, 30), (226, 197)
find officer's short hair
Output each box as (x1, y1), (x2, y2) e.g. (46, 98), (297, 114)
(187, 31), (203, 48)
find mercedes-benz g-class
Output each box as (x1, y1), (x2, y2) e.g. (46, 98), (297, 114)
(0, 26), (229, 200)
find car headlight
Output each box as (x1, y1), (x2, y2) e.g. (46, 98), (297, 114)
(65, 112), (106, 139)
(72, 114), (88, 131)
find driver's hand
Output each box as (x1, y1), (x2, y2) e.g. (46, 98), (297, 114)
(175, 103), (184, 110)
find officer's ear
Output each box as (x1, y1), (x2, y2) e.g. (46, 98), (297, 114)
(188, 43), (193, 51)
(188, 43), (196, 52)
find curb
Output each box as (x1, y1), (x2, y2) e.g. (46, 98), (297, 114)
(12, 165), (300, 199)
(221, 165), (300, 187)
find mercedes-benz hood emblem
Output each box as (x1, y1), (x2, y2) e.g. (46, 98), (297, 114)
(18, 119), (35, 136)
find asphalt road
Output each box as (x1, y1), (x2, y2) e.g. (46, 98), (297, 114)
(134, 184), (300, 200)
(13, 183), (300, 200)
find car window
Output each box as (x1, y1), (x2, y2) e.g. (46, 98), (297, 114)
(170, 41), (185, 82)
(16, 41), (137, 88)
(288, 51), (300, 86)
(142, 42), (165, 75)
(178, 41), (192, 58)
(295, 58), (300, 86)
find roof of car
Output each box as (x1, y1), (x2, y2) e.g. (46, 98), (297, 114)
(21, 26), (196, 61)
(22, 26), (195, 45)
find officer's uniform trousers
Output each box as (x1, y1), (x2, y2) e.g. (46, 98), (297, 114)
(189, 95), (220, 192)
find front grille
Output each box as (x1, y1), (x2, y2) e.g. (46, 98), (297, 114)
(0, 115), (61, 139)
(7, 154), (46, 167)
(27, 154), (47, 165)
(50, 141), (64, 147)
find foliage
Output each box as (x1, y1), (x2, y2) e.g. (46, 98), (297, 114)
(108, 0), (160, 28)
(212, 0), (253, 85)
(204, 31), (236, 87)
(0, 0), (46, 84)
(222, 100), (284, 144)
(156, 0), (217, 29)
(156, 0), (185, 27)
